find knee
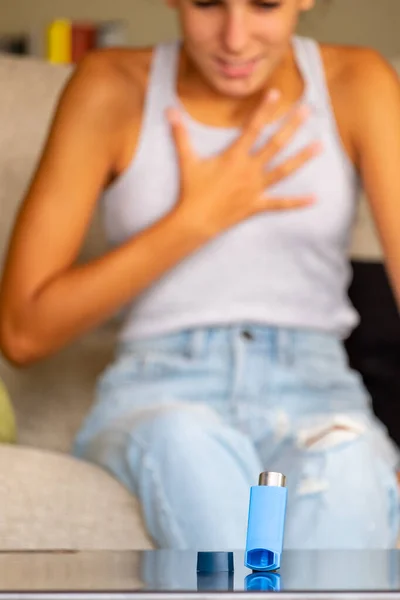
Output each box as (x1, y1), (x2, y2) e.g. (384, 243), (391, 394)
(288, 418), (374, 508)
(293, 417), (398, 526)
(131, 404), (220, 457)
(297, 414), (367, 452)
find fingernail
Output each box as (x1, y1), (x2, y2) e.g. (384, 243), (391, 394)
(266, 88), (281, 103)
(167, 107), (181, 124)
(297, 105), (311, 119)
(311, 141), (323, 154)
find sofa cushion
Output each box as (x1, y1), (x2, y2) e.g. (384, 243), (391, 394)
(0, 56), (70, 269)
(0, 54), (108, 271)
(0, 444), (154, 550)
(0, 324), (118, 452)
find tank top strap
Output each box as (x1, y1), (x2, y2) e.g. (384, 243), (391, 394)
(293, 35), (333, 120)
(140, 40), (181, 128)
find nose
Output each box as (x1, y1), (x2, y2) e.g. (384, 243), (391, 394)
(221, 9), (249, 55)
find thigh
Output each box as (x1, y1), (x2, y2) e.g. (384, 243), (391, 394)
(74, 331), (234, 450)
(266, 424), (399, 550)
(74, 402), (263, 549)
(252, 331), (399, 548)
(75, 401), (261, 491)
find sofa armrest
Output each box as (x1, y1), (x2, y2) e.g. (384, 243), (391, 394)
(0, 445), (154, 550)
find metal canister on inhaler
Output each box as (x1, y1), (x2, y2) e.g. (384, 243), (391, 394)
(244, 471), (287, 572)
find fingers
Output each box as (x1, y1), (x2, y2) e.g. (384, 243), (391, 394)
(264, 141), (322, 187)
(166, 108), (195, 163)
(234, 89), (282, 154)
(256, 104), (311, 163)
(260, 195), (316, 211)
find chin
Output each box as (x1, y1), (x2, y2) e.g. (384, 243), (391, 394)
(200, 57), (272, 99)
(209, 74), (268, 99)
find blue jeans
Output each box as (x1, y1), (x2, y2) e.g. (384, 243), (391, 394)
(73, 325), (400, 549)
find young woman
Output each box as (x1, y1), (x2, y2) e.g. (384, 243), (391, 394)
(1, 0), (400, 550)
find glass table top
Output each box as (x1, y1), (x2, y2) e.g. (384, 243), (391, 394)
(0, 550), (400, 599)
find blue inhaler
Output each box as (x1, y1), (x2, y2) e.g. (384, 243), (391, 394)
(245, 572), (281, 592)
(245, 471), (287, 572)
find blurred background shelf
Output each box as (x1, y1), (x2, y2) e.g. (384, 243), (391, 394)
(0, 0), (400, 62)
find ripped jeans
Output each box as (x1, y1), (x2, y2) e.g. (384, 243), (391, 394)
(73, 325), (400, 550)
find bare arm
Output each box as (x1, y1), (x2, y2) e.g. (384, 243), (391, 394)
(347, 49), (400, 307)
(0, 52), (207, 366)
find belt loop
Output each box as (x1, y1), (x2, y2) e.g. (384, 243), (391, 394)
(228, 327), (246, 412)
(189, 329), (208, 358)
(277, 329), (294, 366)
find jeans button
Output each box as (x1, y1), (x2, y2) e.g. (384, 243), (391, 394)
(241, 330), (254, 341)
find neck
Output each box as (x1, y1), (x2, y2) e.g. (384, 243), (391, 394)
(177, 41), (304, 128)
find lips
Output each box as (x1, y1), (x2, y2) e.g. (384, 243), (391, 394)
(215, 57), (259, 79)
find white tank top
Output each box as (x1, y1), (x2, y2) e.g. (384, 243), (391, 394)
(101, 36), (360, 342)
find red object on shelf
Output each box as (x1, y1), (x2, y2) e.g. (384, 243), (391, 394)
(71, 22), (97, 63)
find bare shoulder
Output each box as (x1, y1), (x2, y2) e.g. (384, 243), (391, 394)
(320, 44), (399, 105)
(59, 47), (154, 123)
(53, 47), (155, 178)
(318, 44), (399, 164)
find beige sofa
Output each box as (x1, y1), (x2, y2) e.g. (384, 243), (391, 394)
(0, 52), (393, 551)
(0, 54), (153, 551)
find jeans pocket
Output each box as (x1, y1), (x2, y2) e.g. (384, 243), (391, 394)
(99, 346), (202, 389)
(296, 333), (349, 390)
(140, 349), (200, 379)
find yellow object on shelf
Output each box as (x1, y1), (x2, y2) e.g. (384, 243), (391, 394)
(47, 19), (71, 64)
(0, 379), (16, 444)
